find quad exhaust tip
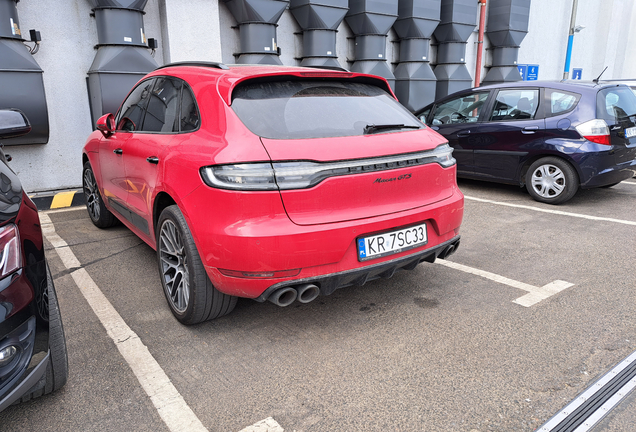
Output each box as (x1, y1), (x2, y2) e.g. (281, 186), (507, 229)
(296, 284), (320, 304)
(268, 284), (321, 307)
(268, 287), (297, 307)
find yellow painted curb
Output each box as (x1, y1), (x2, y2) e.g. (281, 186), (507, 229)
(50, 191), (76, 209)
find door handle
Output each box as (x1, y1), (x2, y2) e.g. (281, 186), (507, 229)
(146, 156), (159, 164)
(522, 126), (539, 134)
(457, 131), (471, 137)
(113, 148), (123, 155)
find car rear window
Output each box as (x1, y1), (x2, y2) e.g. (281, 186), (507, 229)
(597, 87), (636, 126)
(231, 80), (422, 139)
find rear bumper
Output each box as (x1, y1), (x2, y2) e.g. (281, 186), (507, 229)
(255, 235), (460, 302)
(580, 157), (636, 188)
(184, 186), (464, 298)
(576, 142), (636, 187)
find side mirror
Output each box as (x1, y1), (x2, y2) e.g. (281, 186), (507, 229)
(96, 113), (115, 138)
(0, 109), (31, 139)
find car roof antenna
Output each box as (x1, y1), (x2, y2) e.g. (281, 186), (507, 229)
(593, 66), (608, 83)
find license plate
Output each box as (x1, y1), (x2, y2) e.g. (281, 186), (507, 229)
(357, 223), (427, 262)
(626, 127), (636, 138)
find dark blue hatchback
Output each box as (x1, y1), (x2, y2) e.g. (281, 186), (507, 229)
(416, 81), (636, 204)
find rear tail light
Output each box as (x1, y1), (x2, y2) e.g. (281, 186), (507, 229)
(200, 144), (456, 191)
(0, 224), (21, 279)
(575, 119), (611, 145)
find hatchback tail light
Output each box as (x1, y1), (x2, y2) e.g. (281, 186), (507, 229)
(575, 119), (611, 145)
(0, 224), (21, 279)
(200, 144), (456, 191)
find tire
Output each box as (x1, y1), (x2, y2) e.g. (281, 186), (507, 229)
(83, 161), (118, 228)
(525, 157), (579, 204)
(16, 264), (68, 404)
(156, 205), (237, 325)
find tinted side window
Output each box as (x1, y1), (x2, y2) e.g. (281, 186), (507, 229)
(180, 85), (200, 132)
(116, 79), (155, 132)
(431, 92), (490, 125)
(596, 87), (636, 126)
(545, 89), (580, 117)
(489, 89), (539, 121)
(142, 77), (182, 133)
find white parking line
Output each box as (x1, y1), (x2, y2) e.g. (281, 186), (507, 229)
(39, 213), (209, 432)
(436, 259), (574, 307)
(464, 196), (636, 226)
(239, 417), (285, 432)
(40, 212), (285, 432)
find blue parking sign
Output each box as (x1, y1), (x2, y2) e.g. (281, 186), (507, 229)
(518, 65), (528, 80)
(526, 65), (539, 81)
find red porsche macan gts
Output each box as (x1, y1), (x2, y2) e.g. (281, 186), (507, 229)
(82, 62), (464, 324)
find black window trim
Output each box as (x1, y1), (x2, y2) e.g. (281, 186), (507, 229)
(114, 76), (202, 135)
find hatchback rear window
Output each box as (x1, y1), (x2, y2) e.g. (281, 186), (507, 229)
(231, 80), (422, 139)
(597, 87), (636, 126)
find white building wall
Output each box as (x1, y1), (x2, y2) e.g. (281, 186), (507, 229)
(8, 0), (165, 193)
(2, 0), (634, 194)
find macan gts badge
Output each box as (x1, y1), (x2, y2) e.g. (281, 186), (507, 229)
(82, 62), (464, 325)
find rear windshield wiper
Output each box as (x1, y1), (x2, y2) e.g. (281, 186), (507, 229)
(363, 124), (421, 135)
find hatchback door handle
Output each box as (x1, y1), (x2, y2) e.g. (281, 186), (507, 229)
(113, 148), (123, 155)
(146, 156), (159, 164)
(457, 131), (471, 137)
(522, 126), (539, 134)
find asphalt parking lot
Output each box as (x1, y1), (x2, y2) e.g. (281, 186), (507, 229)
(1, 179), (635, 432)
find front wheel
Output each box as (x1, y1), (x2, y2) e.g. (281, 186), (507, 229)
(156, 205), (236, 325)
(525, 157), (579, 204)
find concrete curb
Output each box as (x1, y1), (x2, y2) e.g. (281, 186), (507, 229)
(29, 190), (85, 211)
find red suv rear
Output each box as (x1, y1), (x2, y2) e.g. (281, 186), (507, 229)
(82, 63), (463, 324)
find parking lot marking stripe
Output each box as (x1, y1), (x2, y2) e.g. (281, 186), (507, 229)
(239, 417), (285, 432)
(436, 259), (574, 307)
(464, 196), (636, 226)
(39, 213), (209, 432)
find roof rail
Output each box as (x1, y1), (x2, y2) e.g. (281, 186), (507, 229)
(155, 61), (230, 71)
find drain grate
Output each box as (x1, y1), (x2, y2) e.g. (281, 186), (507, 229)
(539, 349), (636, 432)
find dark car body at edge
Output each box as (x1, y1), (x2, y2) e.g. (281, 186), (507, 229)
(0, 109), (68, 412)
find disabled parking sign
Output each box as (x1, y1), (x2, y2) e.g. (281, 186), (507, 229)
(518, 64), (539, 81)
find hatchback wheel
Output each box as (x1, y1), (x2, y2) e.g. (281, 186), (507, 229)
(526, 157), (579, 204)
(83, 162), (118, 228)
(157, 205), (236, 324)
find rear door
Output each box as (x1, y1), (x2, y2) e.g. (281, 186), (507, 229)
(230, 78), (455, 226)
(261, 131), (455, 225)
(472, 87), (545, 181)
